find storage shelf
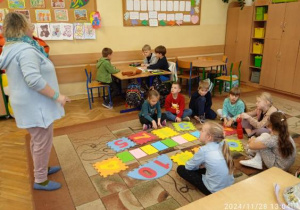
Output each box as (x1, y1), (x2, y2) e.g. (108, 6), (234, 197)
(254, 20), (267, 22)
(252, 37), (265, 39)
(250, 66), (261, 69)
(250, 53), (263, 55)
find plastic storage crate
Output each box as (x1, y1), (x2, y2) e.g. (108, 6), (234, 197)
(253, 42), (264, 54)
(254, 28), (265, 38)
(256, 7), (266, 20)
(254, 56), (263, 67)
(251, 71), (261, 83)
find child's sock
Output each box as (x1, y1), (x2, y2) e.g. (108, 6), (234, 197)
(36, 180), (49, 186)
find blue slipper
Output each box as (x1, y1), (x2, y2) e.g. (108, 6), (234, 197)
(33, 181), (61, 191)
(48, 166), (61, 175)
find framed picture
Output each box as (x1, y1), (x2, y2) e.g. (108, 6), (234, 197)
(35, 10), (51, 22)
(15, 10), (31, 21)
(30, 0), (45, 8)
(74, 9), (87, 21)
(51, 0), (65, 8)
(0, 9), (8, 22)
(54, 9), (68, 21)
(8, 0), (26, 9)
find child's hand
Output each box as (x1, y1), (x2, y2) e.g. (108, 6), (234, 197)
(176, 117), (181, 122)
(141, 64), (146, 67)
(226, 120), (233, 127)
(152, 121), (158, 129)
(176, 110), (180, 114)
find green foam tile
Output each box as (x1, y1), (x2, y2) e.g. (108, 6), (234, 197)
(116, 151), (135, 163)
(161, 138), (178, 148)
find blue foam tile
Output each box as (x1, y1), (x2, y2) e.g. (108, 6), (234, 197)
(151, 141), (168, 151)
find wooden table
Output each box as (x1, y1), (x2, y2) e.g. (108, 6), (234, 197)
(178, 58), (226, 80)
(179, 167), (299, 210)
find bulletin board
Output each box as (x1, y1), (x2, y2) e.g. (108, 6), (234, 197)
(122, 0), (201, 27)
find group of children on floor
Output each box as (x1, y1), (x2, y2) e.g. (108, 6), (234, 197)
(96, 44), (296, 196)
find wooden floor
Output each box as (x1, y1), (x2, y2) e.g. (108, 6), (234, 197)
(0, 85), (264, 210)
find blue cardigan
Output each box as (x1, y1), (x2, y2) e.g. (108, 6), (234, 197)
(0, 42), (64, 128)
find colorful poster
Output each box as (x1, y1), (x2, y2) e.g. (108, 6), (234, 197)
(84, 23), (96, 39)
(15, 10), (31, 21)
(51, 0), (65, 8)
(61, 23), (73, 40)
(0, 9), (7, 22)
(54, 9), (68, 21)
(74, 9), (87, 21)
(30, 0), (45, 8)
(8, 0), (25, 9)
(35, 10), (51, 22)
(73, 23), (85, 39)
(50, 23), (64, 40)
(70, 0), (90, 9)
(37, 23), (52, 40)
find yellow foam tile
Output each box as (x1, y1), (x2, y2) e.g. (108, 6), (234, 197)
(140, 145), (159, 155)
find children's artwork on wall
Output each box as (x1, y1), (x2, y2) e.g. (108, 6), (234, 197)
(8, 0), (25, 9)
(73, 23), (84, 39)
(70, 0), (90, 9)
(54, 9), (68, 21)
(173, 122), (196, 132)
(35, 9), (51, 22)
(127, 155), (172, 180)
(15, 10), (31, 21)
(51, 0), (65, 8)
(84, 23), (96, 39)
(90, 11), (101, 29)
(107, 137), (136, 153)
(32, 23), (38, 37)
(225, 139), (244, 152)
(50, 23), (63, 40)
(61, 23), (73, 40)
(128, 131), (157, 145)
(0, 23), (3, 33)
(93, 156), (128, 178)
(152, 127), (179, 139)
(74, 9), (87, 21)
(30, 0), (45, 8)
(37, 23), (52, 40)
(171, 151), (193, 166)
(0, 9), (8, 22)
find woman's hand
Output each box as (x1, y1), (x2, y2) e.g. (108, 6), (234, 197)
(56, 94), (71, 106)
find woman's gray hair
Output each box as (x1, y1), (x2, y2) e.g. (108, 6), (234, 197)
(3, 12), (29, 38)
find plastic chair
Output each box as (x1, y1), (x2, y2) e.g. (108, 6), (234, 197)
(213, 61), (242, 95)
(177, 59), (199, 98)
(85, 65), (111, 109)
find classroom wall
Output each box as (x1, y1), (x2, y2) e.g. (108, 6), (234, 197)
(48, 0), (229, 55)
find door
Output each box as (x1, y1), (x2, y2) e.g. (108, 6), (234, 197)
(275, 39), (299, 92)
(292, 44), (300, 95)
(265, 4), (286, 39)
(259, 39), (281, 88)
(224, 7), (239, 67)
(282, 2), (300, 41)
(235, 6), (253, 81)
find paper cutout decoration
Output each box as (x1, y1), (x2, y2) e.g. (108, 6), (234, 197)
(172, 136), (188, 145)
(70, 0), (90, 9)
(191, 15), (199, 24)
(181, 133), (197, 142)
(128, 131), (157, 145)
(8, 0), (25, 9)
(116, 151), (135, 163)
(124, 12), (130, 20)
(93, 157), (128, 178)
(159, 20), (166, 26)
(151, 141), (168, 151)
(168, 20), (176, 26)
(225, 139), (244, 152)
(107, 137), (136, 152)
(129, 148), (147, 159)
(190, 130), (200, 138)
(191, 146), (200, 154)
(224, 126), (237, 136)
(171, 151), (194, 165)
(173, 122), (196, 132)
(161, 138), (178, 148)
(141, 145), (158, 155)
(176, 20), (183, 26)
(127, 155), (172, 180)
(141, 20), (148, 26)
(152, 127), (179, 139)
(131, 19), (138, 25)
(90, 11), (101, 29)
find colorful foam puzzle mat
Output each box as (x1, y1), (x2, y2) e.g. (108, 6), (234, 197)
(172, 122), (196, 131)
(160, 138), (178, 147)
(171, 151), (194, 166)
(127, 155), (173, 180)
(116, 151), (135, 163)
(106, 137), (136, 152)
(172, 135), (188, 144)
(93, 157), (128, 177)
(190, 130), (200, 138)
(181, 133), (197, 142)
(225, 139), (244, 152)
(129, 148), (148, 159)
(128, 131), (157, 145)
(151, 127), (179, 139)
(151, 141), (168, 151)
(140, 145), (159, 155)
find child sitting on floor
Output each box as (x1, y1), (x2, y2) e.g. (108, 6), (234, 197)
(177, 121), (234, 195)
(139, 90), (167, 130)
(189, 80), (217, 124)
(217, 87), (245, 127)
(240, 92), (277, 137)
(96, 47), (120, 109)
(165, 82), (192, 122)
(240, 112), (296, 171)
(141, 44), (158, 66)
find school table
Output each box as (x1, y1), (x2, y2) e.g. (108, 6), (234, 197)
(178, 58), (226, 80)
(113, 64), (171, 113)
(178, 167), (299, 210)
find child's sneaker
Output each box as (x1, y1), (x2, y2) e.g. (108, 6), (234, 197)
(199, 115), (205, 124)
(182, 116), (190, 121)
(102, 102), (113, 109)
(162, 120), (167, 126)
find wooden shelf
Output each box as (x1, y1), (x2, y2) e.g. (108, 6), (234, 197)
(254, 20), (267, 22)
(250, 66), (261, 69)
(250, 53), (263, 55)
(252, 37), (265, 39)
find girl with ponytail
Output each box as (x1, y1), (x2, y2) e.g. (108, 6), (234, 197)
(240, 112), (296, 171)
(177, 121), (234, 195)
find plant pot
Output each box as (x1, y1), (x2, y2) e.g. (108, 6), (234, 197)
(245, 0), (254, 6)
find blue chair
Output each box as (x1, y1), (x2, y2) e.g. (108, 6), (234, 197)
(85, 65), (111, 109)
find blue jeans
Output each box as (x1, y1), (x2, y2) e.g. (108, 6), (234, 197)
(193, 96), (216, 119)
(165, 109), (193, 121)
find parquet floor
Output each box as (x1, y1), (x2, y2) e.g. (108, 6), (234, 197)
(0, 85), (265, 210)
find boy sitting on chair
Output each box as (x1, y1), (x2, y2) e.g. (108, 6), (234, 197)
(141, 44), (158, 66)
(96, 48), (120, 109)
(142, 45), (169, 71)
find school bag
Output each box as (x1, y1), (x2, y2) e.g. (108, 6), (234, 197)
(151, 76), (170, 107)
(126, 82), (144, 108)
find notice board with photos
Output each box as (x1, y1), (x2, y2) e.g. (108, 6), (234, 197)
(122, 0), (201, 27)
(0, 0), (98, 40)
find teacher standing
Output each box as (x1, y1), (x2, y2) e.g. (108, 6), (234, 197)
(0, 12), (70, 191)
